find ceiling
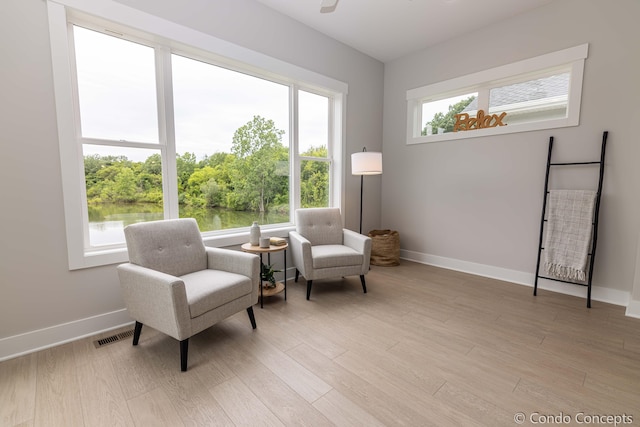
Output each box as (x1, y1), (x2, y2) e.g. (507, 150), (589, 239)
(255, 0), (556, 62)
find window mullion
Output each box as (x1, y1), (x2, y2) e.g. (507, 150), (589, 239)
(327, 95), (334, 207)
(477, 86), (490, 112)
(156, 47), (179, 218)
(291, 86), (300, 215)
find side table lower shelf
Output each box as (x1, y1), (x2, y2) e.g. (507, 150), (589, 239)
(261, 281), (285, 298)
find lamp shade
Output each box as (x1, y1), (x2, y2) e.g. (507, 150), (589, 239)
(351, 151), (382, 175)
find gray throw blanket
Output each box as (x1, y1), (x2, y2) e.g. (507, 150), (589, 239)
(544, 189), (596, 281)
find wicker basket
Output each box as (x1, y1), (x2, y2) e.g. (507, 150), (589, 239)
(368, 229), (400, 266)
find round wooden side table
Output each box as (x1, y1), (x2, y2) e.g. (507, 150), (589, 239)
(241, 242), (288, 308)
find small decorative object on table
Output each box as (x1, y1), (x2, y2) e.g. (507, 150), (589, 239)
(249, 221), (261, 246)
(269, 237), (287, 246)
(259, 236), (271, 248)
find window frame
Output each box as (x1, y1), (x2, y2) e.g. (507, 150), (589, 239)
(296, 88), (334, 208)
(406, 44), (588, 145)
(47, 0), (348, 270)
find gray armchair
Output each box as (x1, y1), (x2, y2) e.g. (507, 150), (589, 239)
(117, 218), (260, 371)
(289, 208), (372, 300)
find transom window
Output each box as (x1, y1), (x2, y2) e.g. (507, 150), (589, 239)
(407, 44), (588, 144)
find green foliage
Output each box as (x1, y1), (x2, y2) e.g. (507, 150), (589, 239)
(83, 115), (328, 216)
(84, 154), (161, 205)
(422, 95), (476, 135)
(300, 145), (329, 208)
(261, 262), (281, 288)
(231, 116), (288, 212)
(176, 152), (197, 194)
(111, 168), (138, 202)
(143, 153), (162, 175)
(201, 179), (223, 207)
(187, 167), (216, 195)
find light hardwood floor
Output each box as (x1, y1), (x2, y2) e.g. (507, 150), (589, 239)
(2, 261), (640, 426)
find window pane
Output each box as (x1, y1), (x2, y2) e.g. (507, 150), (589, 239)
(421, 93), (477, 135)
(299, 90), (329, 156)
(300, 159), (329, 208)
(488, 72), (569, 125)
(172, 55), (290, 231)
(73, 26), (158, 143)
(83, 145), (164, 247)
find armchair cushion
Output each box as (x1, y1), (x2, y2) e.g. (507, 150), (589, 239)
(182, 270), (253, 318)
(312, 245), (364, 269)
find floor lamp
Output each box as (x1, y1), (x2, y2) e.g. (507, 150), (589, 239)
(351, 147), (383, 234)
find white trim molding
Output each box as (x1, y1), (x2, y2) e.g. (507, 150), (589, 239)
(400, 249), (631, 310)
(406, 44), (588, 144)
(629, 232), (640, 318)
(0, 309), (133, 362)
(625, 300), (640, 319)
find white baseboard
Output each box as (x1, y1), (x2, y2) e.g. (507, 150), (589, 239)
(0, 309), (133, 362)
(1, 257), (633, 362)
(400, 249), (630, 308)
(625, 299), (640, 318)
(400, 249), (533, 286)
(0, 269), (296, 363)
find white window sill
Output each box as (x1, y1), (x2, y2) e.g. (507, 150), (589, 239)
(407, 116), (579, 145)
(72, 225), (296, 270)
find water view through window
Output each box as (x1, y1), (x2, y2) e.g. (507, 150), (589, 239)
(75, 26), (329, 248)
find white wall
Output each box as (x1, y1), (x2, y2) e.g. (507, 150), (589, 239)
(0, 0), (383, 358)
(383, 0), (640, 306)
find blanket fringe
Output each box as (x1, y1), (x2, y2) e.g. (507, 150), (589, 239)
(544, 262), (586, 282)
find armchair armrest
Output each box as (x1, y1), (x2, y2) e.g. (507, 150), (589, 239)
(206, 247), (259, 281)
(117, 263), (191, 340)
(343, 229), (372, 272)
(343, 229), (372, 254)
(289, 231), (313, 277)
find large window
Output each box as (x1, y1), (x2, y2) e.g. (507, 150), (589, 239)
(48, 1), (346, 269)
(407, 44), (588, 144)
(171, 54), (292, 232)
(298, 90), (331, 208)
(74, 26), (165, 248)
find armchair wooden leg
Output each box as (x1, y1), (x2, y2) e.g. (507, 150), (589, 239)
(295, 269), (300, 282)
(133, 321), (143, 346)
(306, 280), (313, 300)
(180, 339), (189, 372)
(246, 307), (257, 329)
(360, 275), (367, 294)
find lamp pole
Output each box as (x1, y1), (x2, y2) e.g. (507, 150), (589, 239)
(351, 147), (382, 236)
(359, 174), (364, 234)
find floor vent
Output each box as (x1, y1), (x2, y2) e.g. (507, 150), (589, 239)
(93, 329), (134, 348)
